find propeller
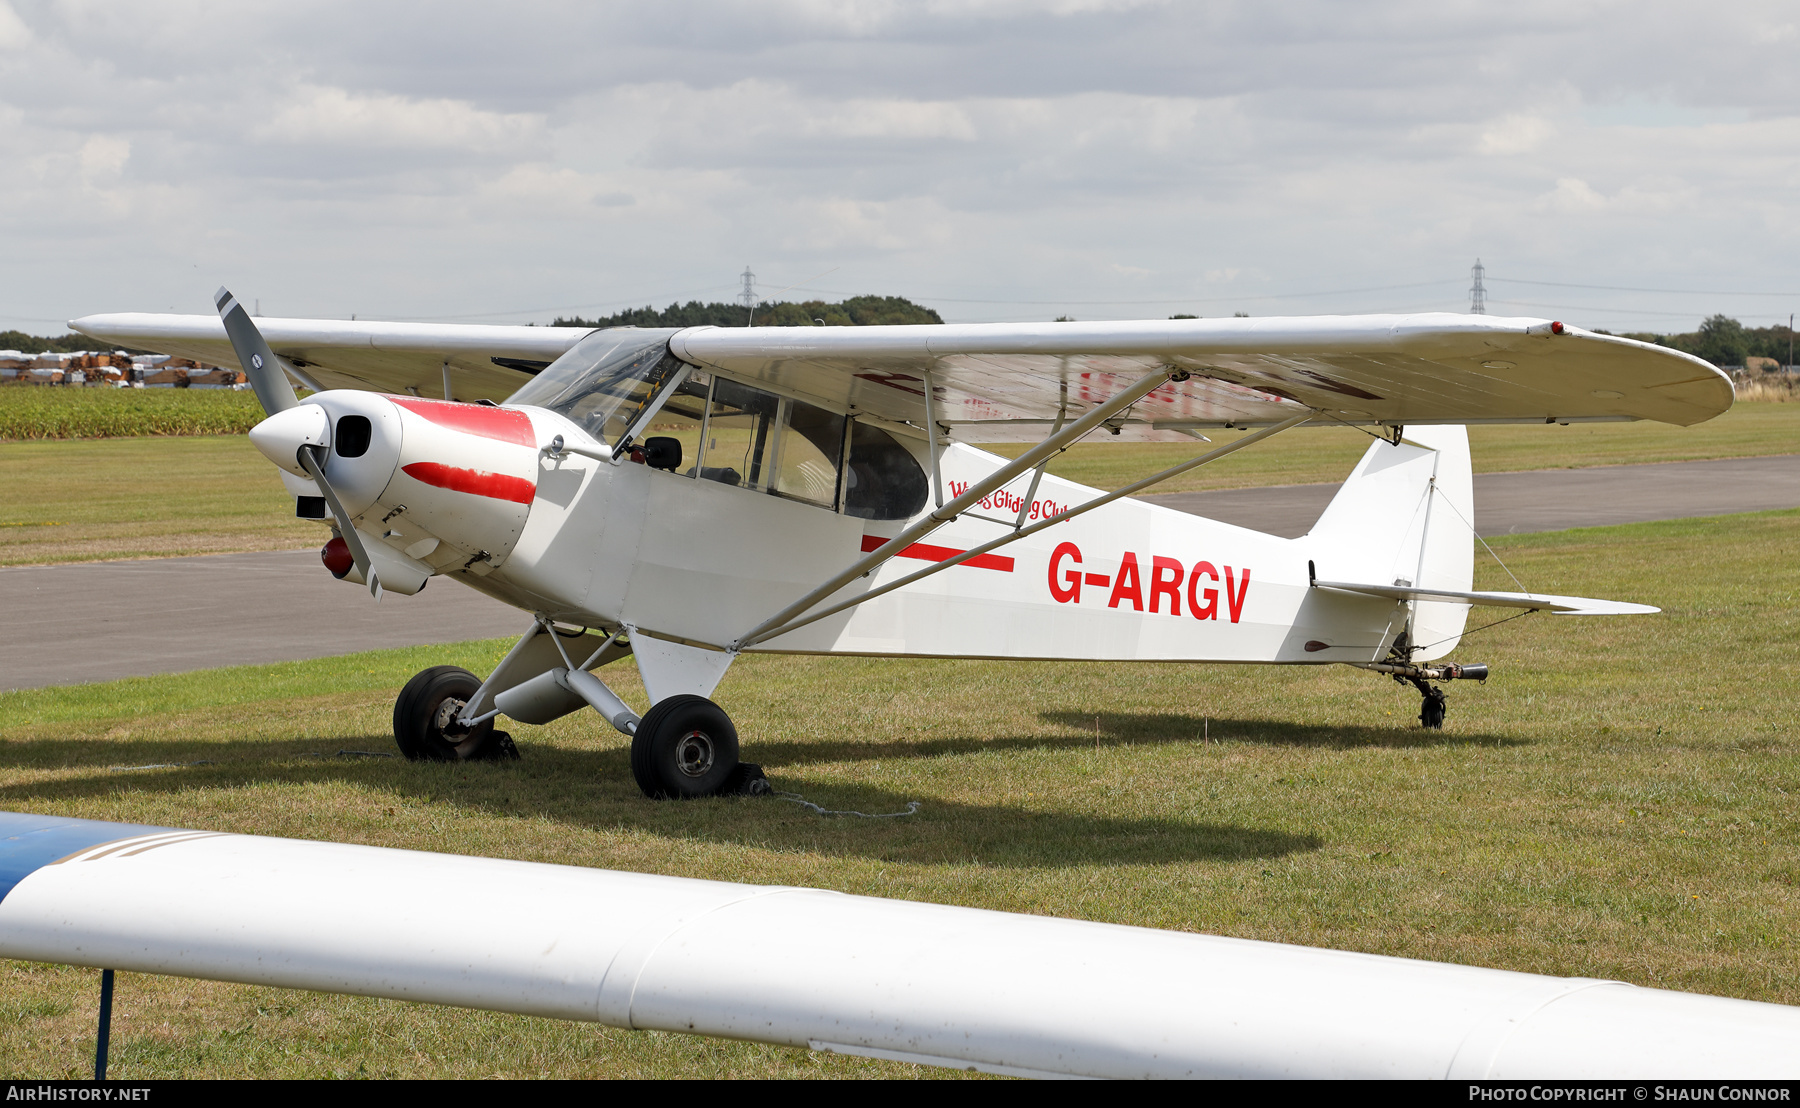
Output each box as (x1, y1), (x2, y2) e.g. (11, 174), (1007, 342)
(214, 287), (382, 599)
(213, 287), (298, 416)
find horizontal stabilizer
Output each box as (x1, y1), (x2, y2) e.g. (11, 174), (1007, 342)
(1313, 580), (1659, 616)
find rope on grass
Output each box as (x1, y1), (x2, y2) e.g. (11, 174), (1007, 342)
(772, 792), (920, 819)
(109, 761), (215, 772)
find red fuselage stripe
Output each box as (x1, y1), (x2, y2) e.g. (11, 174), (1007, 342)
(390, 397), (536, 447)
(860, 534), (1015, 572)
(402, 462), (535, 505)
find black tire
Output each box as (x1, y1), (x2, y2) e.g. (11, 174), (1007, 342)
(630, 694), (739, 799)
(394, 665), (496, 762)
(1419, 687), (1448, 730)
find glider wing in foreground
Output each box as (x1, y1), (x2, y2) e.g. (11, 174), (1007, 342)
(1, 811), (1796, 1080)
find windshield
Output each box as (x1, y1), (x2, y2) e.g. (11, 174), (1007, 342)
(504, 328), (683, 445)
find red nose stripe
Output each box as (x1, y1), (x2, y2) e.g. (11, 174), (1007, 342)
(402, 462), (535, 504)
(860, 534), (1014, 572)
(391, 397), (535, 447)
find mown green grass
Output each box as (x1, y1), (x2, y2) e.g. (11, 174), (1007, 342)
(0, 510), (1794, 1077)
(2, 403), (1796, 567)
(0, 388), (266, 441)
(0, 436), (316, 566)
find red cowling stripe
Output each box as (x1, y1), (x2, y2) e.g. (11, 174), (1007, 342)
(391, 397), (535, 447)
(860, 534), (1014, 572)
(402, 462), (535, 505)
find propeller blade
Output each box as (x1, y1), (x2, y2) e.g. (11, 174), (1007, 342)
(297, 446), (382, 600)
(212, 287), (299, 415)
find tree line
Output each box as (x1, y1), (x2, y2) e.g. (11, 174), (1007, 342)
(553, 295), (943, 329)
(1610, 315), (1795, 369)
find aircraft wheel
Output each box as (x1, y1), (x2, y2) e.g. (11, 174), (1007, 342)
(394, 665), (503, 762)
(631, 694), (739, 799)
(1419, 686), (1448, 730)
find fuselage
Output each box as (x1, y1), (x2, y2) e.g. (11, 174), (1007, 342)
(262, 387), (1455, 666)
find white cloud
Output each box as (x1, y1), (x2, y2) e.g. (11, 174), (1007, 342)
(78, 135), (129, 179)
(254, 86), (543, 154)
(0, 1), (29, 50)
(1478, 115), (1553, 156)
(1536, 177), (1608, 213)
(803, 100), (977, 141)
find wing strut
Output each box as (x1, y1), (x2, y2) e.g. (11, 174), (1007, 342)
(735, 409), (1314, 649)
(732, 366), (1182, 650)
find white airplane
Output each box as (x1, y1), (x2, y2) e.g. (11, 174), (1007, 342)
(73, 295), (1730, 798)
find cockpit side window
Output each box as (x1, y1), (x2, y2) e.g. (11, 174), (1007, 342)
(503, 328), (682, 445)
(696, 377), (782, 491)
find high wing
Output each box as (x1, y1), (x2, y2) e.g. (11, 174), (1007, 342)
(71, 310), (1731, 438)
(69, 312), (592, 401)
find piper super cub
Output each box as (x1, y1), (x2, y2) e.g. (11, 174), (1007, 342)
(72, 292), (1731, 798)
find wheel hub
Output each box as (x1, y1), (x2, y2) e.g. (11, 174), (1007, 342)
(433, 697), (469, 737)
(673, 730), (715, 777)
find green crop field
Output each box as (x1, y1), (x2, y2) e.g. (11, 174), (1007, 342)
(0, 388), (266, 441)
(2, 402), (1796, 567)
(0, 509), (1794, 1078)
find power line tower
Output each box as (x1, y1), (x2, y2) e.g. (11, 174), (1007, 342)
(1469, 258), (1487, 315)
(739, 266), (757, 310)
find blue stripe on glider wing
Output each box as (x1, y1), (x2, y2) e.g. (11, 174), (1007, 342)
(0, 811), (174, 904)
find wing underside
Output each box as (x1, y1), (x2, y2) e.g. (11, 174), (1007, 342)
(69, 310), (1732, 439)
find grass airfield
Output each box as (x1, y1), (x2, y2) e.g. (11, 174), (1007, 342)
(0, 508), (1796, 1078)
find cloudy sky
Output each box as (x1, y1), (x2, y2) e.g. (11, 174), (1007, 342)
(2, 0), (1796, 335)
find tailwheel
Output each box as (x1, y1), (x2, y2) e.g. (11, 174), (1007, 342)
(394, 665), (519, 762)
(631, 694), (739, 799)
(1418, 684), (1448, 730)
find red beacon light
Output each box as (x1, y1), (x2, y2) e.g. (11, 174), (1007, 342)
(1550, 320), (1566, 335)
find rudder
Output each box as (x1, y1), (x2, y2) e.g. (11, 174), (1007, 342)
(1303, 426), (1473, 661)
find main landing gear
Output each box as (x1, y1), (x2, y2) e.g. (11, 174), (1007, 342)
(394, 666), (520, 761)
(392, 661), (766, 799)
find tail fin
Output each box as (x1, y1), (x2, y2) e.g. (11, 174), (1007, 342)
(1303, 426), (1474, 660)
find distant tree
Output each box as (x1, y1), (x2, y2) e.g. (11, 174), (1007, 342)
(1169, 314), (1198, 319)
(1233, 311), (1250, 318)
(1693, 314), (1749, 367)
(1053, 315), (1075, 322)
